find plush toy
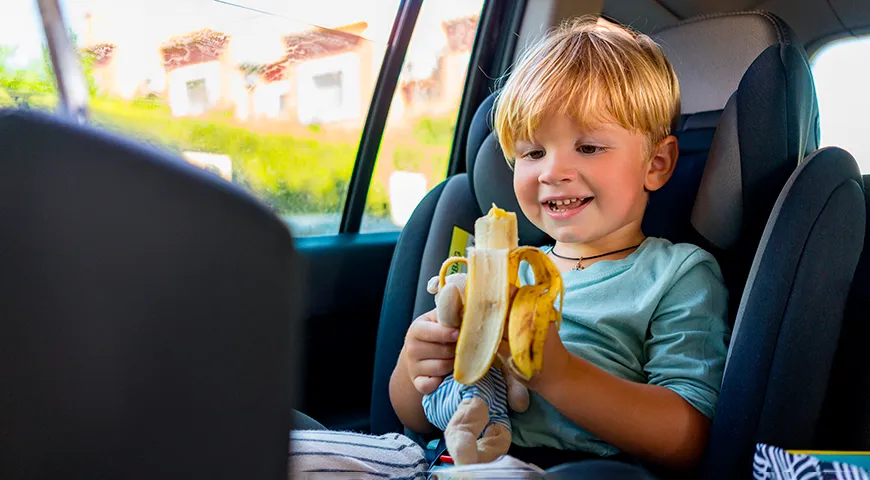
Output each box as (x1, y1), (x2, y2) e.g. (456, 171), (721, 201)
(421, 273), (531, 465)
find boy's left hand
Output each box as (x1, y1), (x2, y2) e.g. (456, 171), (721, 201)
(497, 320), (571, 393)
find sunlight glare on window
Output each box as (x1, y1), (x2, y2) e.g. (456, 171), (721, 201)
(811, 36), (870, 173)
(360, 0), (485, 233)
(0, 1), (59, 111)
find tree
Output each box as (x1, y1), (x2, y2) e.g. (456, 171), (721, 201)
(0, 29), (97, 107)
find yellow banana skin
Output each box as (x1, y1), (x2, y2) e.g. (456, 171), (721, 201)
(438, 205), (564, 385)
(507, 247), (564, 380)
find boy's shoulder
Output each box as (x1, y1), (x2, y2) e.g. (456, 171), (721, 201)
(639, 237), (724, 284)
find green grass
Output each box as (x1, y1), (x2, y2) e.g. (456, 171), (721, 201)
(89, 97), (368, 215)
(2, 44), (456, 220)
(3, 92), (454, 219)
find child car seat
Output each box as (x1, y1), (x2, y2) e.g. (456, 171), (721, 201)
(371, 12), (820, 443)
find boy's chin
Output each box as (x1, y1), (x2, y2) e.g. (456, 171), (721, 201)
(545, 227), (592, 245)
(528, 215), (597, 244)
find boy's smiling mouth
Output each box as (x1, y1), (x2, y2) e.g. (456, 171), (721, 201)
(543, 196), (594, 211)
(542, 196), (595, 219)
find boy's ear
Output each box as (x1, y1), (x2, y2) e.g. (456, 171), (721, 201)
(644, 135), (678, 192)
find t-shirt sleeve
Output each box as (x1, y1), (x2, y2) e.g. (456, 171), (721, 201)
(643, 249), (731, 420)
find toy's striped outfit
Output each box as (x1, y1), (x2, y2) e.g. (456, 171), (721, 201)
(422, 366), (511, 434)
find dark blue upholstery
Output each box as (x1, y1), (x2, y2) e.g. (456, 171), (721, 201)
(813, 174), (870, 451)
(701, 147), (865, 479)
(642, 110), (719, 246)
(0, 109), (303, 479)
(546, 459), (658, 479)
(370, 180), (450, 435)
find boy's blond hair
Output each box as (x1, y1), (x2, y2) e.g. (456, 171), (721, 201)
(493, 17), (680, 162)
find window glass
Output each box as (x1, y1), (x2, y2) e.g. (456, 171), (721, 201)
(360, 0), (485, 232)
(811, 36), (870, 172)
(58, 0), (403, 236)
(0, 2), (60, 111)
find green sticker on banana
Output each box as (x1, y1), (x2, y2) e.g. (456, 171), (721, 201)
(447, 226), (474, 274)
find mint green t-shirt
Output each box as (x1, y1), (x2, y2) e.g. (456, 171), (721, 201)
(510, 237), (731, 456)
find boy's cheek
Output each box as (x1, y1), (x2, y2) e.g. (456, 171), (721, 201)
(513, 180), (541, 220)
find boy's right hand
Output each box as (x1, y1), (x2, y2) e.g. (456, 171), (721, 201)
(404, 309), (459, 395)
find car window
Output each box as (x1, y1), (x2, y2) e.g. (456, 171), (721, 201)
(360, 0), (485, 233)
(0, 1), (60, 111)
(43, 0), (408, 237)
(811, 36), (870, 173)
(6, 0), (486, 237)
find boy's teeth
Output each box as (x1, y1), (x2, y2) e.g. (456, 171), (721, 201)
(549, 198), (580, 207)
(547, 197), (592, 211)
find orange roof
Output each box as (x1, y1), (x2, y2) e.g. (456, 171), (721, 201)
(161, 28), (231, 71)
(243, 22), (367, 83)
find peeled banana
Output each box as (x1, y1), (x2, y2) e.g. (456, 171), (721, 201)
(439, 205), (564, 385)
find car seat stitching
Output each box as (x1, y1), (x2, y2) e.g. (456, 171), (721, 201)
(652, 10), (786, 46)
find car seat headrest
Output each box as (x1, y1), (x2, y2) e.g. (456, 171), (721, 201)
(652, 11), (816, 250)
(653, 11), (796, 115)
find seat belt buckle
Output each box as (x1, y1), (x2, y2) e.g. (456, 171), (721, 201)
(425, 437), (449, 469)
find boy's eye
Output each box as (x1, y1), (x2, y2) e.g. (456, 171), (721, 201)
(577, 145), (604, 155)
(522, 149), (545, 160)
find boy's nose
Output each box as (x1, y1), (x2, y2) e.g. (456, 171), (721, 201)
(538, 155), (576, 185)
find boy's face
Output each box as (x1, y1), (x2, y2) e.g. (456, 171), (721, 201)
(512, 113), (657, 248)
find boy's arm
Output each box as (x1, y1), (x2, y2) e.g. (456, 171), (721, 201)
(527, 332), (711, 469)
(511, 257), (729, 470)
(390, 282), (466, 435)
(389, 346), (437, 434)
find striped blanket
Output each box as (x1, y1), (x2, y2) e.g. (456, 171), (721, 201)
(289, 429), (428, 479)
(288, 429), (544, 479)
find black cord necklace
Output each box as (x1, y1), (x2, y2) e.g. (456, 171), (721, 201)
(550, 243), (643, 271)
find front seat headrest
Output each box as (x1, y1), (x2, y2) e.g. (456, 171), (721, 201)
(0, 109), (303, 478)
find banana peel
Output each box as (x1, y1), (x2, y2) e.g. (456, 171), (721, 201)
(439, 205), (564, 385)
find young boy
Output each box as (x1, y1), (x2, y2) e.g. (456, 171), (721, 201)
(291, 17), (730, 477)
